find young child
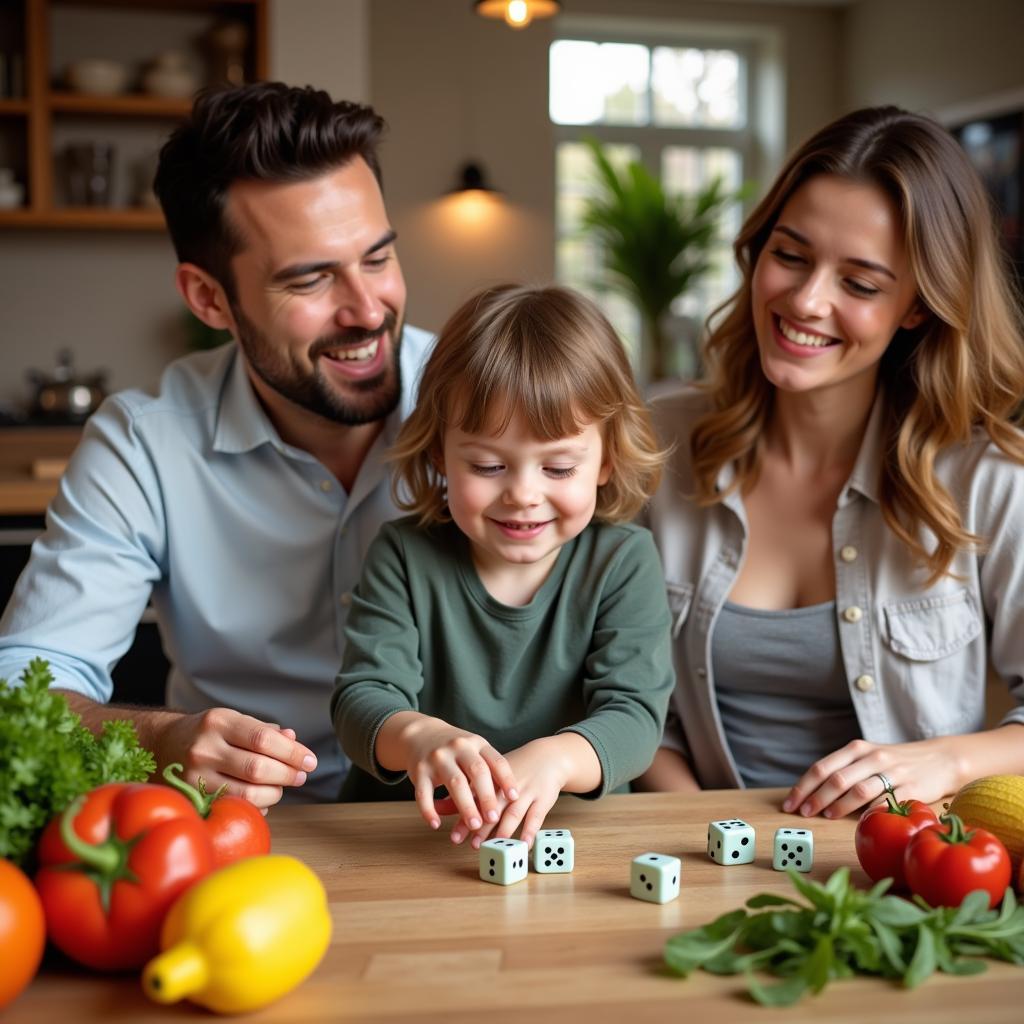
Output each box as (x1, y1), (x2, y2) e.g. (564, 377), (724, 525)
(331, 283), (674, 849)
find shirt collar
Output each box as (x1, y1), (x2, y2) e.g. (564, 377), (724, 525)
(213, 345), (286, 455)
(841, 391), (885, 506)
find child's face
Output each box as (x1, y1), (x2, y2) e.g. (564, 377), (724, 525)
(440, 410), (611, 584)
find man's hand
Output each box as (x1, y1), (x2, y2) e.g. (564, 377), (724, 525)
(58, 692), (316, 810)
(152, 708), (317, 809)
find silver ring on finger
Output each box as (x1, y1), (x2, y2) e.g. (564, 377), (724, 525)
(872, 771), (894, 797)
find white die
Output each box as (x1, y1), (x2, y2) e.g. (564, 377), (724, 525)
(630, 852), (681, 904)
(707, 818), (755, 865)
(773, 827), (813, 872)
(533, 828), (574, 873)
(479, 838), (528, 885)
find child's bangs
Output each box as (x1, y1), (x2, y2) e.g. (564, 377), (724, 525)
(453, 341), (611, 441)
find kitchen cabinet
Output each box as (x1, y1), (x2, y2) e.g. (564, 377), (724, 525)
(0, 0), (267, 231)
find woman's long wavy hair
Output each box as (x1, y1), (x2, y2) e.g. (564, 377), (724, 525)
(391, 283), (666, 525)
(693, 105), (1024, 583)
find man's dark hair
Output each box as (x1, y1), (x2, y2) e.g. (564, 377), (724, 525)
(154, 81), (387, 298)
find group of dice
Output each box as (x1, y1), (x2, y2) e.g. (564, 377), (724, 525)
(632, 819), (815, 904)
(479, 828), (574, 885)
(477, 819), (814, 905)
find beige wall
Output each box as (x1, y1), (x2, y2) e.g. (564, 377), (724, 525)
(373, 0), (846, 334)
(3, 0), (1023, 409)
(843, 0), (1024, 114)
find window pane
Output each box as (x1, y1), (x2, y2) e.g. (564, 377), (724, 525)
(555, 141), (643, 358)
(651, 47), (742, 127)
(550, 40), (650, 125)
(662, 146), (743, 350)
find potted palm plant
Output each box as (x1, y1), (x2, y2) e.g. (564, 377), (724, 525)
(580, 138), (748, 381)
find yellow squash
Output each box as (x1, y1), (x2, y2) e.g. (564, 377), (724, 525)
(141, 854), (332, 1014)
(948, 774), (1024, 879)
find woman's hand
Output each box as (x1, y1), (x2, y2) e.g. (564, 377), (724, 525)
(377, 712), (518, 833)
(783, 736), (963, 818)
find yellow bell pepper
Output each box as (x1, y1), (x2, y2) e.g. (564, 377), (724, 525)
(141, 854), (331, 1014)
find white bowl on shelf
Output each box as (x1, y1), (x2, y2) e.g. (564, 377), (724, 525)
(65, 59), (131, 97)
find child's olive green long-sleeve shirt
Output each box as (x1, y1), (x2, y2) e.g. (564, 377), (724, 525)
(332, 517), (674, 802)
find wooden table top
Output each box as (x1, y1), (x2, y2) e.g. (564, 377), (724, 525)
(8, 789), (1022, 1022)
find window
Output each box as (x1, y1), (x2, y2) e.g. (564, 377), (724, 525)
(551, 30), (760, 379)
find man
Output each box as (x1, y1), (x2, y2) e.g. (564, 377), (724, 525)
(0, 82), (433, 807)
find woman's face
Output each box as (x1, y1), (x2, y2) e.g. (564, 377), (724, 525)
(750, 174), (925, 400)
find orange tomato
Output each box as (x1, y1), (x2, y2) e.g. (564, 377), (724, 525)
(0, 858), (46, 1008)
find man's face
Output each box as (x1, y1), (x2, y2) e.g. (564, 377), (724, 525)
(223, 158), (407, 427)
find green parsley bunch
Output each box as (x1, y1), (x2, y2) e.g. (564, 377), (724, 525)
(665, 866), (1024, 1006)
(0, 658), (155, 867)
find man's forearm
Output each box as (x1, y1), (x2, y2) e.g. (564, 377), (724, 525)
(57, 690), (185, 769)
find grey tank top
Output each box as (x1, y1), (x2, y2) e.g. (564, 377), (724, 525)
(711, 600), (861, 788)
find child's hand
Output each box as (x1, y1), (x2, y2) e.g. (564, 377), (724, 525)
(395, 715), (518, 834)
(451, 737), (572, 849)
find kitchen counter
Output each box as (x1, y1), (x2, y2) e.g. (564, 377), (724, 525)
(7, 789), (1021, 1022)
(0, 427), (81, 515)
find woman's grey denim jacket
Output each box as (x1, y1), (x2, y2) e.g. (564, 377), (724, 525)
(645, 383), (1024, 789)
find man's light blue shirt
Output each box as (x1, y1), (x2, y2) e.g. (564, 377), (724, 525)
(0, 326), (433, 801)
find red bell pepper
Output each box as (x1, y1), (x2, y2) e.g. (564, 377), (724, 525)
(161, 762), (271, 867)
(903, 812), (1012, 909)
(854, 794), (939, 888)
(34, 781), (215, 970)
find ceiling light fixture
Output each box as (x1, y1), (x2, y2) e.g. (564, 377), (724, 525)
(474, 0), (561, 31)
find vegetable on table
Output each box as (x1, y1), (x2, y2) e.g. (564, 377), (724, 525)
(0, 859), (45, 1009)
(664, 866), (1024, 1007)
(160, 763), (271, 867)
(854, 793), (938, 888)
(948, 774), (1024, 880)
(0, 658), (155, 869)
(903, 812), (1012, 910)
(142, 854), (332, 1014)
(34, 781), (215, 970)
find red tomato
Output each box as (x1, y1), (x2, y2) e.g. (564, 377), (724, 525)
(854, 795), (939, 888)
(35, 781), (215, 970)
(904, 813), (1012, 909)
(0, 859), (45, 1008)
(161, 763), (271, 867)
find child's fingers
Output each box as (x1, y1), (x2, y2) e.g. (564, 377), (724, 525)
(481, 746), (519, 802)
(460, 752), (501, 825)
(443, 770), (484, 840)
(518, 798), (552, 850)
(493, 798), (527, 845)
(411, 770), (442, 830)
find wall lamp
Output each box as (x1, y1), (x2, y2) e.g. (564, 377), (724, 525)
(474, 0), (561, 31)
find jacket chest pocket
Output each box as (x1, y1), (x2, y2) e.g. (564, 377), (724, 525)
(880, 588), (983, 736)
(666, 582), (694, 639)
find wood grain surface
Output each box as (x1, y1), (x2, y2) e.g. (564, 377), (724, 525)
(7, 789), (1022, 1022)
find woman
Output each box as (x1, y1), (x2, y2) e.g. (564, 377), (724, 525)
(638, 105), (1024, 818)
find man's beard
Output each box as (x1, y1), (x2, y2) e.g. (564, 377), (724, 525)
(232, 304), (403, 427)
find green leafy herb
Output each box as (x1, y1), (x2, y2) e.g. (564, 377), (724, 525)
(664, 867), (1024, 1006)
(0, 658), (155, 868)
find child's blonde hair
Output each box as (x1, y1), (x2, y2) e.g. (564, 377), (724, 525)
(392, 283), (666, 525)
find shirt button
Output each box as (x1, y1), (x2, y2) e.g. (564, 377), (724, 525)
(840, 545), (858, 563)
(843, 605), (863, 624)
(697, 667), (707, 678)
(339, 592), (352, 607)
(319, 479), (333, 492)
(855, 674), (875, 692)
